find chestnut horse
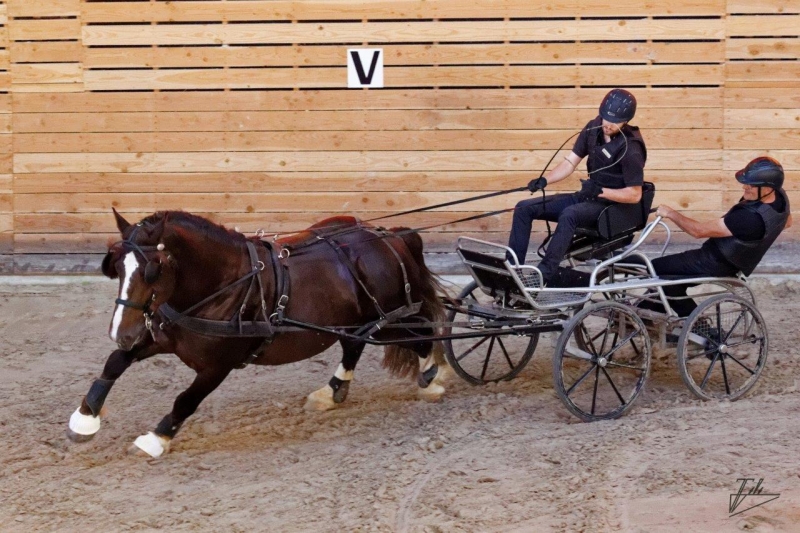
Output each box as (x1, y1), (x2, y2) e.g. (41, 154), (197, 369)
(67, 210), (448, 457)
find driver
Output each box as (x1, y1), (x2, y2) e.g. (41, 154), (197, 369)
(507, 88), (646, 286)
(647, 156), (791, 317)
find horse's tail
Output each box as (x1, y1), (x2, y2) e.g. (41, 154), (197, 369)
(381, 228), (449, 378)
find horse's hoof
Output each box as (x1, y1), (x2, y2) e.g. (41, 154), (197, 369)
(130, 432), (170, 458)
(66, 428), (95, 443)
(417, 382), (446, 402)
(304, 385), (337, 411)
(67, 408), (100, 441)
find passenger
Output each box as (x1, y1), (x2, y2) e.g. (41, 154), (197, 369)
(507, 89), (647, 286)
(645, 156), (791, 317)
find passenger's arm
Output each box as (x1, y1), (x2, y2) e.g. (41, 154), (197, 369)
(541, 152), (584, 186)
(599, 185), (642, 204)
(656, 205), (733, 239)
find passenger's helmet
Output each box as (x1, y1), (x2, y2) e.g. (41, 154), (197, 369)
(735, 156), (784, 190)
(599, 89), (637, 123)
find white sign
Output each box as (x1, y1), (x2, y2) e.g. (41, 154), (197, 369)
(347, 48), (384, 88)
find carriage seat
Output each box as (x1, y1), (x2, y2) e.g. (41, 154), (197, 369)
(565, 181), (656, 262)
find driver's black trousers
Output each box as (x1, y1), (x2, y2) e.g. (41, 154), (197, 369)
(507, 193), (609, 282)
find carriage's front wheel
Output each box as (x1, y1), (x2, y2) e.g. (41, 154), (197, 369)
(677, 294), (768, 401)
(443, 281), (539, 385)
(553, 301), (651, 422)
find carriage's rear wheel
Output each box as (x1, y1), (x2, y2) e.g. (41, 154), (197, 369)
(443, 281), (539, 385)
(677, 294), (768, 401)
(553, 301), (651, 422)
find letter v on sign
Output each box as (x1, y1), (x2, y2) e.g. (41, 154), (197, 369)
(347, 49), (384, 88)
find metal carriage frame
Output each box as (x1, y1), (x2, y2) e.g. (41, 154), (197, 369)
(446, 215), (768, 422)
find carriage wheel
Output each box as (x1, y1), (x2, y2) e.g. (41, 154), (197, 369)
(443, 281), (539, 385)
(553, 301), (651, 422)
(677, 294), (768, 401)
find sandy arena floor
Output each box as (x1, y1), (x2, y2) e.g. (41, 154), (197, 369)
(1, 277), (799, 532)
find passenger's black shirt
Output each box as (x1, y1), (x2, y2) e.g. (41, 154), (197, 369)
(571, 118), (646, 189)
(703, 194), (787, 264)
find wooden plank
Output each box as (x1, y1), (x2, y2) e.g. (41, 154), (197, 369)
(10, 83), (85, 94)
(10, 42), (84, 64)
(725, 150), (800, 170)
(14, 108), (723, 134)
(725, 88), (800, 108)
(727, 15), (800, 37)
(727, 0), (800, 13)
(83, 41), (725, 69)
(11, 128), (722, 154)
(725, 129), (800, 150)
(82, 0), (725, 23)
(13, 150), (722, 175)
(8, 0), (80, 18)
(12, 88), (722, 113)
(12, 189), (728, 215)
(0, 51), (9, 72)
(82, 19), (725, 47)
(10, 63), (82, 85)
(726, 38), (800, 60)
(725, 108), (800, 128)
(0, 115), (11, 135)
(84, 64), (723, 91)
(9, 19), (81, 42)
(12, 169), (738, 194)
(726, 62), (800, 83)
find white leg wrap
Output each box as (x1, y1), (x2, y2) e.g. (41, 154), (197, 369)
(133, 432), (170, 458)
(68, 408), (101, 435)
(334, 364), (354, 381)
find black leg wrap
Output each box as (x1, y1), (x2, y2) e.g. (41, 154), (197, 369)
(328, 376), (343, 393)
(85, 378), (116, 417)
(329, 376), (350, 404)
(418, 364), (438, 388)
(155, 415), (183, 439)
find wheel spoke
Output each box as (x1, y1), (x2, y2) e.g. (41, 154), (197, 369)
(724, 336), (765, 349)
(566, 362), (598, 396)
(600, 366), (627, 406)
(590, 365), (600, 415)
(599, 311), (613, 354)
(456, 336), (490, 362)
(699, 352), (720, 390)
(605, 360), (647, 372)
(496, 337), (515, 371)
(715, 303), (723, 344)
(725, 352), (757, 375)
(580, 324), (599, 356)
(722, 309), (747, 343)
(720, 354), (731, 395)
(604, 329), (641, 360)
(480, 337), (496, 380)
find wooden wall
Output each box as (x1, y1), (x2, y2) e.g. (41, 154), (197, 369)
(2, 0), (799, 271)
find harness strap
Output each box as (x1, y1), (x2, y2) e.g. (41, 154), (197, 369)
(311, 228), (388, 319)
(364, 227), (414, 309)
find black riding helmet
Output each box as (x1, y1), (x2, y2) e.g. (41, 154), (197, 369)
(599, 89), (637, 123)
(735, 156), (784, 190)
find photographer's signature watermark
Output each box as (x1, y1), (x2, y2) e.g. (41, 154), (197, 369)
(729, 478), (780, 517)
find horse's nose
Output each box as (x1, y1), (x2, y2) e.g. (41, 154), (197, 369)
(116, 336), (136, 351)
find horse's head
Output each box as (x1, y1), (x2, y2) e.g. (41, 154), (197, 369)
(103, 209), (177, 350)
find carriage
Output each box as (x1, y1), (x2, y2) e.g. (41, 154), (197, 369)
(443, 183), (767, 421)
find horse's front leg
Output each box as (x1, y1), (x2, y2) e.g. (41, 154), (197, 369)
(131, 366), (232, 458)
(67, 344), (158, 442)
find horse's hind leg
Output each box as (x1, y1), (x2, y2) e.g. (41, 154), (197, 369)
(131, 366), (231, 458)
(413, 339), (448, 402)
(67, 344), (157, 443)
(304, 339), (365, 411)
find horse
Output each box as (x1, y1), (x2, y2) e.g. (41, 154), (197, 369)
(67, 209), (449, 457)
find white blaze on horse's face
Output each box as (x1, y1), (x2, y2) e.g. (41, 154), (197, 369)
(110, 251), (141, 343)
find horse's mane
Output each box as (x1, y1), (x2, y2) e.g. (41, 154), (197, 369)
(141, 210), (246, 246)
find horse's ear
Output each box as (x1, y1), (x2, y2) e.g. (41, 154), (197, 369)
(101, 252), (118, 279)
(144, 259), (162, 284)
(112, 207), (131, 234)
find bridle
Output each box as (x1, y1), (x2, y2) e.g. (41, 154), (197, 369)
(111, 223), (163, 337)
